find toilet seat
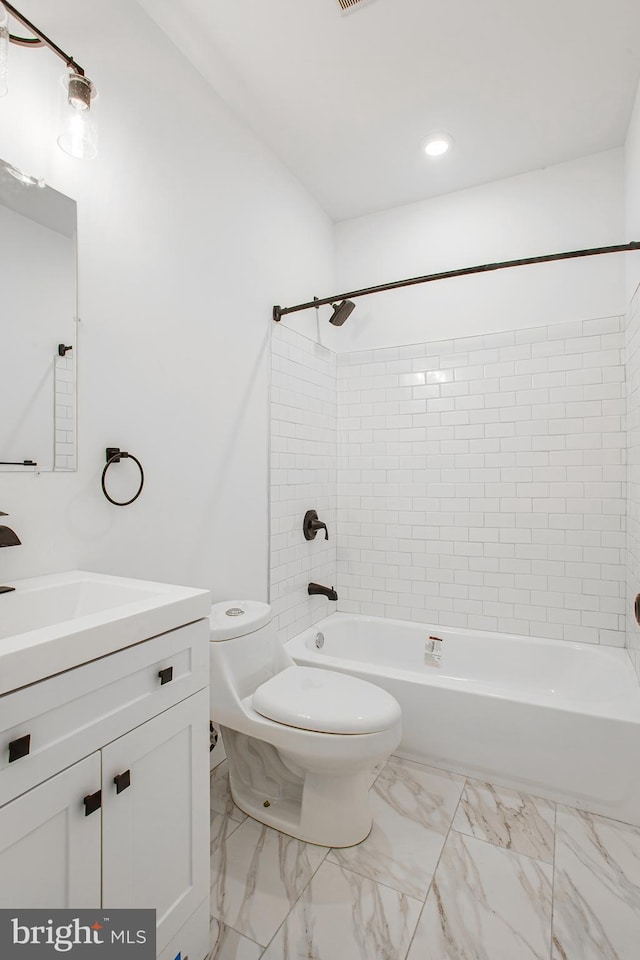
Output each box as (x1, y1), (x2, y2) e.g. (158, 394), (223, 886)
(252, 665), (401, 735)
(209, 599), (402, 845)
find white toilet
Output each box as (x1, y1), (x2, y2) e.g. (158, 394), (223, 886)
(209, 600), (402, 847)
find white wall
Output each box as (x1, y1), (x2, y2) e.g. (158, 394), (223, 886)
(625, 81), (640, 306)
(334, 151), (626, 351)
(0, 0), (334, 599)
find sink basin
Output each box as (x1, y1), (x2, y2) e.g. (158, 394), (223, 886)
(0, 570), (211, 695)
(0, 576), (162, 640)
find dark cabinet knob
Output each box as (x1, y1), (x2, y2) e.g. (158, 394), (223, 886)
(158, 666), (173, 685)
(113, 770), (131, 794)
(8, 734), (31, 763)
(83, 790), (102, 817)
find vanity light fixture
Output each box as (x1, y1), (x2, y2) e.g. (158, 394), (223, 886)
(57, 71), (97, 160)
(424, 133), (454, 157)
(0, 1), (97, 159)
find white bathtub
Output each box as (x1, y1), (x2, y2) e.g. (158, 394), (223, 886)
(286, 613), (640, 826)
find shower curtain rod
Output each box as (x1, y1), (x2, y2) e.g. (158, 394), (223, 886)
(272, 241), (640, 322)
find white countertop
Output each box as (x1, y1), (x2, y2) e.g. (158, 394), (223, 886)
(0, 570), (211, 696)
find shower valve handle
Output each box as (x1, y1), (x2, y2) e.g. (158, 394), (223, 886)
(303, 510), (329, 541)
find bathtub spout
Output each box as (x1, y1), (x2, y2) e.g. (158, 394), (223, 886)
(308, 583), (338, 601)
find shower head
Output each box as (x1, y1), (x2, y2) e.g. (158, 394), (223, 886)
(329, 300), (355, 326)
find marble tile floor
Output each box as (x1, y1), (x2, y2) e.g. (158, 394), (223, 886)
(207, 757), (640, 960)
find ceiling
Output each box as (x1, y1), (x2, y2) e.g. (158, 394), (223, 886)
(138, 0), (640, 222)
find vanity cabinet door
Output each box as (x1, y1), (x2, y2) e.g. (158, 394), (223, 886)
(101, 689), (209, 955)
(0, 752), (101, 907)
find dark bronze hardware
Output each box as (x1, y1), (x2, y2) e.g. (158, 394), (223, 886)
(273, 241), (640, 322)
(83, 790), (102, 816)
(101, 448), (145, 507)
(113, 770), (131, 794)
(0, 526), (21, 547)
(303, 510), (329, 541)
(8, 734), (31, 763)
(158, 666), (173, 686)
(3, 2), (86, 76)
(308, 583), (338, 601)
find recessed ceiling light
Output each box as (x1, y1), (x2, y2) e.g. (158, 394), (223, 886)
(424, 134), (453, 158)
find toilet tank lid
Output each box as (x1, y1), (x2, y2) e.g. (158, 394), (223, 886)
(209, 600), (272, 641)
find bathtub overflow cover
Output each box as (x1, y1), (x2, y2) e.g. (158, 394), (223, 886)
(315, 632), (325, 649)
(225, 607), (245, 617)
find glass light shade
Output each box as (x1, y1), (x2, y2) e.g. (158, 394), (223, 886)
(0, 3), (8, 99)
(57, 72), (97, 159)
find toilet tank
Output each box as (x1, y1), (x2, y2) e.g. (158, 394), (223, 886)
(209, 601), (292, 722)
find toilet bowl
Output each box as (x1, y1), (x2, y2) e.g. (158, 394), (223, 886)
(209, 600), (402, 847)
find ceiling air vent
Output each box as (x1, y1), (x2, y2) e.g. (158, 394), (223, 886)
(337, 0), (369, 11)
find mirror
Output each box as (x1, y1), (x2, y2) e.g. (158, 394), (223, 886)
(0, 158), (77, 472)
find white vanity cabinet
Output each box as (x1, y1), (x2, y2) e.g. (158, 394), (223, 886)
(0, 617), (211, 960)
(101, 689), (210, 952)
(0, 752), (102, 907)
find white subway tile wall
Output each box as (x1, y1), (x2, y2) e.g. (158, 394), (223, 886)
(54, 353), (76, 470)
(626, 289), (640, 680)
(337, 318), (626, 644)
(270, 325), (337, 640)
